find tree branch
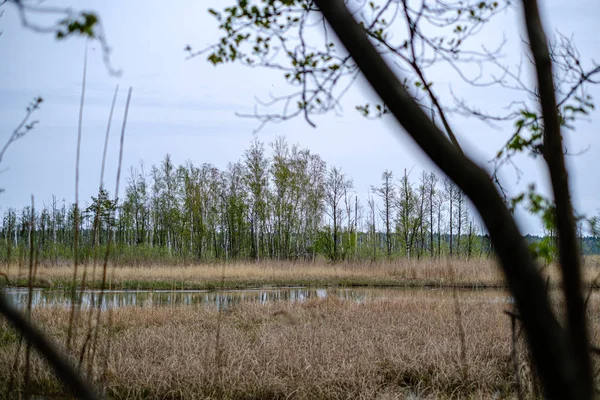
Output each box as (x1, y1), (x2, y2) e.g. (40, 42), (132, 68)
(0, 293), (102, 400)
(312, 0), (581, 398)
(521, 0), (592, 397)
(0, 97), (42, 166)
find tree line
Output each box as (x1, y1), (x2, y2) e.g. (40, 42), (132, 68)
(1, 137), (597, 265)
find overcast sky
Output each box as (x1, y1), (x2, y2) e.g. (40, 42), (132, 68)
(0, 0), (598, 235)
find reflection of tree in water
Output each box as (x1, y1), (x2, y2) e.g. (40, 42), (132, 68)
(5, 287), (512, 311)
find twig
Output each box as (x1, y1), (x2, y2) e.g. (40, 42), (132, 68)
(214, 260), (226, 397)
(7, 334), (23, 396)
(10, 0), (120, 76)
(78, 332), (92, 372)
(504, 310), (524, 400)
(0, 292), (102, 400)
(24, 195), (35, 400)
(98, 86), (132, 384)
(67, 40), (88, 352)
(584, 269), (600, 311)
(87, 84), (119, 379)
(0, 97), (42, 165)
(447, 260), (468, 381)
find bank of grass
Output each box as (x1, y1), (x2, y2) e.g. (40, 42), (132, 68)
(3, 256), (600, 291)
(2, 258), (500, 291)
(2, 289), (600, 399)
(0, 290), (531, 398)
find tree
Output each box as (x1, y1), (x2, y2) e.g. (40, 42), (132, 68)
(416, 171), (430, 258)
(590, 212), (600, 250)
(127, 163), (150, 246)
(84, 188), (116, 247)
(396, 169), (422, 259)
(453, 187), (466, 256)
(366, 194), (378, 261)
(443, 177), (457, 257)
(243, 137), (270, 261)
(199, 0), (596, 397)
(465, 217), (478, 258)
(224, 161), (249, 259)
(372, 170), (395, 258)
(270, 136), (296, 259)
(425, 172), (438, 258)
(2, 208), (16, 265)
(303, 152), (326, 261)
(323, 166), (352, 261)
(342, 180), (358, 260)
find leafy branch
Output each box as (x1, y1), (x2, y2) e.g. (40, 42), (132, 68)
(6, 0), (120, 75)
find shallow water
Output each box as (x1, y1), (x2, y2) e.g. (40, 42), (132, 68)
(3, 286), (513, 310)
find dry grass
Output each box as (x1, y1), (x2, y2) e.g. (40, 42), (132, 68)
(2, 288), (600, 399)
(0, 258), (504, 291)
(3, 257), (600, 291)
(2, 258), (600, 398)
(5, 258), (503, 285)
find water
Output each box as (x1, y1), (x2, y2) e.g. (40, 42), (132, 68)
(2, 286), (512, 310)
(4, 287), (369, 310)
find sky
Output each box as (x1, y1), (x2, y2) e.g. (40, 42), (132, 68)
(0, 0), (599, 235)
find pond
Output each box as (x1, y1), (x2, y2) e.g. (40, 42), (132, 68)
(2, 286), (513, 310)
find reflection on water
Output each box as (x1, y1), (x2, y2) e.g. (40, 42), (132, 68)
(4, 287), (366, 310)
(2, 286), (512, 310)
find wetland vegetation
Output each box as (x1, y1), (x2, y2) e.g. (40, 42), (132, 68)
(1, 280), (599, 399)
(1, 258), (600, 398)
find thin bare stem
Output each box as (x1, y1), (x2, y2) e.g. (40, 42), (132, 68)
(24, 195), (35, 399)
(87, 84), (119, 378)
(0, 293), (102, 400)
(446, 259), (468, 381)
(214, 261), (226, 397)
(94, 86), (132, 385)
(504, 310), (524, 400)
(67, 40), (88, 352)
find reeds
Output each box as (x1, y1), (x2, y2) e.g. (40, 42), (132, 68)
(4, 257), (600, 291)
(0, 41), (133, 398)
(2, 289), (599, 399)
(66, 39), (89, 352)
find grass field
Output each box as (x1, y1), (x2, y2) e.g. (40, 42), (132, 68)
(3, 256), (600, 291)
(2, 258), (600, 398)
(0, 290), (538, 398)
(1, 288), (599, 399)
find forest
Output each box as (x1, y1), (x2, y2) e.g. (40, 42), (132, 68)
(2, 136), (599, 266)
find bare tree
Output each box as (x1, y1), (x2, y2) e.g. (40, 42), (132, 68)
(443, 177), (457, 257)
(324, 166), (353, 261)
(426, 172), (438, 258)
(367, 194), (378, 261)
(372, 170), (395, 259)
(396, 169), (422, 259)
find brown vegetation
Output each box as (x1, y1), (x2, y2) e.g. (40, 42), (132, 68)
(3, 257), (600, 291)
(1, 287), (600, 399)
